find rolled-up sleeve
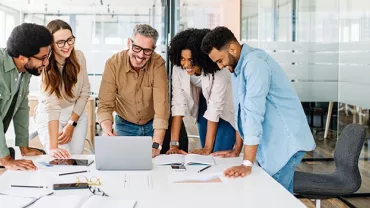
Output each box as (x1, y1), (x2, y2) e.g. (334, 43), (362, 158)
(97, 59), (117, 124)
(171, 66), (187, 117)
(241, 58), (271, 145)
(73, 51), (90, 116)
(203, 68), (231, 122)
(152, 60), (169, 129)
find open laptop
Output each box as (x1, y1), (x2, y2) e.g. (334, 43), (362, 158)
(94, 136), (152, 170)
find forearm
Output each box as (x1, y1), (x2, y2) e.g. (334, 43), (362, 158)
(243, 145), (258, 163)
(233, 131), (243, 154)
(48, 120), (59, 149)
(170, 116), (183, 142)
(153, 129), (166, 145)
(70, 112), (80, 122)
(204, 120), (218, 149)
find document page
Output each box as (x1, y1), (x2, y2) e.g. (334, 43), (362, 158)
(32, 195), (89, 208)
(0, 195), (35, 208)
(154, 154), (185, 165)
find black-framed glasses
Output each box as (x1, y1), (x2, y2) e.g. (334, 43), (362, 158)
(130, 39), (154, 56)
(55, 36), (75, 48)
(32, 47), (52, 65)
(89, 186), (109, 197)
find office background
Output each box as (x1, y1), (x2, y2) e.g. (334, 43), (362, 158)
(0, 0), (369, 207)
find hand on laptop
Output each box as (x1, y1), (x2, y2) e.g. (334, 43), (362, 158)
(101, 120), (117, 136)
(49, 148), (70, 159)
(0, 155), (37, 170)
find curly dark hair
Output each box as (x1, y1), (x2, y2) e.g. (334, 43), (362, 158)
(7, 23), (53, 58)
(201, 26), (238, 55)
(168, 28), (219, 75)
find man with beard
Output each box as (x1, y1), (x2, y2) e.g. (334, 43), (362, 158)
(201, 26), (316, 193)
(98, 24), (169, 158)
(0, 23), (53, 170)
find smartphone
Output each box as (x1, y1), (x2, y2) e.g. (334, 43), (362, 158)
(53, 183), (89, 190)
(49, 159), (94, 166)
(171, 164), (186, 171)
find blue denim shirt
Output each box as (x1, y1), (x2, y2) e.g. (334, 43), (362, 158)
(233, 44), (316, 176)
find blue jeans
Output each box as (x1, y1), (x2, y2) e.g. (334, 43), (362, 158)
(272, 151), (306, 193)
(115, 115), (154, 137)
(197, 93), (236, 152)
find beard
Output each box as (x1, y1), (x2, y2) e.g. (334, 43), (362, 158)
(228, 53), (238, 70)
(24, 61), (42, 76)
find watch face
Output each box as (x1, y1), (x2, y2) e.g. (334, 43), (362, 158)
(152, 142), (159, 149)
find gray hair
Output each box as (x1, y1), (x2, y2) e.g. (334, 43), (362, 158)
(132, 24), (159, 46)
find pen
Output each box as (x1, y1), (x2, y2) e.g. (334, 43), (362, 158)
(198, 165), (211, 173)
(59, 170), (89, 176)
(11, 185), (47, 188)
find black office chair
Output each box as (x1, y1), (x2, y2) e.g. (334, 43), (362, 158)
(294, 123), (366, 208)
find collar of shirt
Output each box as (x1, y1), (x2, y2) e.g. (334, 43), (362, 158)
(124, 50), (149, 73)
(2, 48), (17, 73)
(234, 44), (255, 77)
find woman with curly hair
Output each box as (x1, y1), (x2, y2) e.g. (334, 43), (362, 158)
(167, 28), (238, 155)
(35, 19), (90, 158)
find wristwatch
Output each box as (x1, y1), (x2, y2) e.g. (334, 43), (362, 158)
(68, 119), (78, 127)
(152, 142), (162, 150)
(170, 141), (179, 147)
(242, 160), (253, 167)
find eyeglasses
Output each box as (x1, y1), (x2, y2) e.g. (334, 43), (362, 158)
(76, 176), (102, 186)
(130, 39), (154, 56)
(89, 186), (109, 197)
(55, 36), (75, 48)
(32, 47), (52, 65)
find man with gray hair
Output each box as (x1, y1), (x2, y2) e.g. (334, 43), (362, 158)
(98, 24), (169, 157)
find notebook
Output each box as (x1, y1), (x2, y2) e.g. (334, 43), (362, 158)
(154, 154), (215, 165)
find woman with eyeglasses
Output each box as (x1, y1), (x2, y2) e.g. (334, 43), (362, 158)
(167, 29), (237, 155)
(36, 19), (90, 158)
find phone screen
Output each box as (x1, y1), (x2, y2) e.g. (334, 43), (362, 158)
(53, 183), (89, 190)
(49, 159), (93, 166)
(171, 164), (186, 170)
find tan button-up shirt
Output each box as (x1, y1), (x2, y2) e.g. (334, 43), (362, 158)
(97, 50), (169, 129)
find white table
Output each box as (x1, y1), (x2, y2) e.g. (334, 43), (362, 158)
(0, 155), (305, 208)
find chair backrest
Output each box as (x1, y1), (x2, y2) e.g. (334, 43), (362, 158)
(334, 124), (366, 181)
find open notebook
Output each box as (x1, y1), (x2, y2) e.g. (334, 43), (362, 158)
(154, 154), (215, 165)
(31, 195), (136, 208)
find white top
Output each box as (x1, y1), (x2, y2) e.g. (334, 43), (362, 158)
(171, 65), (235, 128)
(0, 155), (305, 208)
(190, 74), (202, 88)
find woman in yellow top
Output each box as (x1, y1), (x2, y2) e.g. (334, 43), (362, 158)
(36, 19), (90, 159)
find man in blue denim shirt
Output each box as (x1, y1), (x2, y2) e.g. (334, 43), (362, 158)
(201, 26), (315, 193)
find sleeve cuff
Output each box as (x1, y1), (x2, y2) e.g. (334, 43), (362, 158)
(48, 113), (61, 122)
(98, 113), (113, 124)
(153, 118), (168, 130)
(203, 110), (221, 123)
(242, 135), (260, 145)
(171, 106), (187, 117)
(72, 100), (87, 116)
(15, 136), (29, 147)
(0, 146), (10, 158)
